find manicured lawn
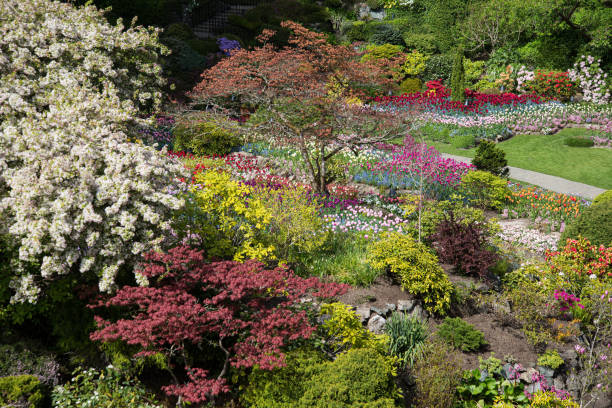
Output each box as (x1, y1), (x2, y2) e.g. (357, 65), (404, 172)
(416, 128), (612, 189)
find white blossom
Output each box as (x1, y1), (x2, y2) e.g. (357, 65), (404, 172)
(0, 0), (188, 302)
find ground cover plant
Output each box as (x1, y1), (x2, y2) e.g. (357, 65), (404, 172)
(2, 1), (612, 408)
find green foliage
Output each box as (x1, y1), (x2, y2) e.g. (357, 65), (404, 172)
(299, 233), (378, 286)
(560, 199), (612, 246)
(173, 114), (242, 156)
(457, 368), (528, 407)
(437, 317), (486, 352)
(463, 58), (485, 87)
(564, 136), (594, 147)
(517, 37), (576, 71)
(402, 50), (428, 77)
(51, 366), (161, 407)
(368, 232), (453, 315)
(402, 32), (438, 54)
(450, 134), (475, 149)
(319, 302), (389, 356)
(472, 79), (499, 93)
(537, 350), (564, 370)
(412, 339), (463, 408)
(253, 185), (327, 266)
(450, 46), (466, 102)
(592, 190), (612, 206)
(370, 24), (405, 46)
(298, 348), (400, 408)
(164, 23), (194, 41)
(243, 347), (400, 408)
(361, 43), (404, 62)
(0, 375), (46, 408)
(399, 77), (422, 94)
(384, 312), (427, 368)
(529, 391), (580, 407)
(345, 21), (370, 42)
(478, 353), (502, 376)
(460, 170), (510, 210)
(472, 140), (510, 178)
(414, 198), (498, 244)
(241, 347), (326, 408)
(423, 54), (454, 84)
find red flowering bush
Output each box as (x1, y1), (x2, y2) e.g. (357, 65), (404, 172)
(546, 238), (612, 280)
(89, 246), (347, 404)
(523, 71), (575, 102)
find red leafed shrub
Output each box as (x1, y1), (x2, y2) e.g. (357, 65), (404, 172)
(432, 211), (499, 280)
(89, 245), (347, 404)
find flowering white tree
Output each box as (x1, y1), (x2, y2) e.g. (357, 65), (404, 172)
(0, 0), (187, 303)
(569, 55), (610, 104)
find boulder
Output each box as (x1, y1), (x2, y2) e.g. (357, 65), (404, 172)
(367, 314), (386, 334)
(397, 299), (415, 313)
(355, 305), (371, 324)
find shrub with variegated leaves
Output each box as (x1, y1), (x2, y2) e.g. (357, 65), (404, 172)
(0, 0), (187, 303)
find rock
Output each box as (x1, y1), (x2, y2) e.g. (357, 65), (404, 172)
(355, 306), (371, 324)
(367, 314), (386, 334)
(526, 383), (542, 394)
(559, 349), (578, 369)
(520, 367), (539, 383)
(410, 304), (428, 320)
(371, 305), (391, 317)
(386, 303), (396, 313)
(397, 299), (415, 313)
(537, 365), (555, 379)
(553, 377), (565, 391)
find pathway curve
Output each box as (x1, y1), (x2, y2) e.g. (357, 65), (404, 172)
(441, 153), (607, 200)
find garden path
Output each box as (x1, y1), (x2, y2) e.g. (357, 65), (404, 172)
(441, 153), (607, 200)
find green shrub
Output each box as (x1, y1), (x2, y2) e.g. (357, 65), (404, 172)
(370, 24), (404, 46)
(412, 340), (463, 408)
(592, 190), (612, 206)
(437, 317), (486, 352)
(51, 366), (161, 408)
(479, 353), (502, 376)
(186, 37), (219, 55)
(399, 77), (422, 94)
(0, 375), (46, 408)
(361, 43), (404, 62)
(460, 170), (510, 210)
(385, 312), (427, 368)
(344, 21), (370, 42)
(402, 32), (438, 54)
(244, 347), (400, 408)
(450, 134), (475, 149)
(473, 79), (499, 93)
(450, 47), (465, 102)
(402, 50), (428, 77)
(537, 350), (564, 370)
(298, 348), (400, 408)
(319, 302), (388, 356)
(472, 140), (510, 178)
(559, 199), (612, 246)
(464, 58), (486, 87)
(242, 347), (326, 408)
(172, 113), (242, 155)
(564, 136), (594, 147)
(423, 54), (453, 84)
(163, 23), (194, 41)
(368, 232), (453, 315)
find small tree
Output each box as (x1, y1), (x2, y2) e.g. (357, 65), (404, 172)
(191, 21), (408, 194)
(450, 46), (466, 102)
(472, 140), (510, 178)
(90, 245), (348, 405)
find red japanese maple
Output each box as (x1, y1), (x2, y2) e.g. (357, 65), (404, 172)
(191, 21), (408, 194)
(90, 245), (347, 404)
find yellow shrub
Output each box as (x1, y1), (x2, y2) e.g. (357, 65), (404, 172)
(192, 171), (275, 261)
(529, 391), (579, 407)
(368, 232), (453, 315)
